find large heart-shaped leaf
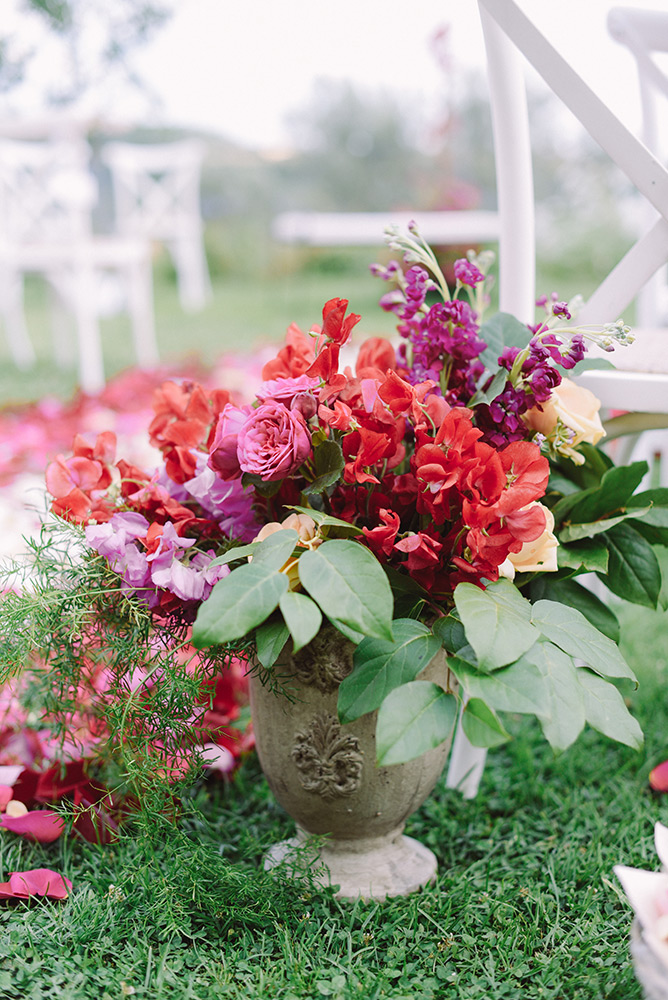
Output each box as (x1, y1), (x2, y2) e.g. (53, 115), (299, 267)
(298, 540), (393, 641)
(461, 698), (511, 748)
(376, 681), (457, 766)
(522, 641), (585, 752)
(454, 580), (539, 671)
(192, 563), (288, 646)
(338, 620), (441, 723)
(448, 653), (547, 715)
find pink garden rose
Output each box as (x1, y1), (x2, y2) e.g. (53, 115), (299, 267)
(237, 401), (311, 481)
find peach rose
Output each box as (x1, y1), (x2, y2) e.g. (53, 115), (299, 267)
(253, 513), (322, 590)
(524, 378), (605, 464)
(499, 504), (558, 579)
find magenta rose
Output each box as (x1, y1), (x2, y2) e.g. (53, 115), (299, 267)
(237, 400), (311, 481)
(208, 404), (252, 480)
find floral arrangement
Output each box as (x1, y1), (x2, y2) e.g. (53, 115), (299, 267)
(616, 822), (668, 995)
(3, 224), (665, 794)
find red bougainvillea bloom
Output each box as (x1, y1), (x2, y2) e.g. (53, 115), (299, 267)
(320, 298), (361, 346)
(650, 759), (668, 792)
(0, 868), (72, 900)
(0, 809), (64, 842)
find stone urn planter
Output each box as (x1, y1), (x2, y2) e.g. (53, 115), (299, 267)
(249, 628), (456, 901)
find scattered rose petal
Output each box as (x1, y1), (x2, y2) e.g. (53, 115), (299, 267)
(0, 868), (72, 900)
(0, 808), (64, 842)
(650, 759), (668, 793)
(0, 785), (12, 811)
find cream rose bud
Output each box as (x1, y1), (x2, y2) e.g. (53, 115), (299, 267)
(524, 377), (605, 447)
(508, 503), (558, 574)
(252, 513), (321, 590)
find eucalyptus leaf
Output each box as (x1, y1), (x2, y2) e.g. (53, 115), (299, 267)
(298, 540), (393, 641)
(255, 618), (290, 668)
(598, 522), (662, 608)
(576, 669), (643, 750)
(279, 591), (322, 653)
(454, 579), (539, 671)
(192, 563), (289, 647)
(376, 681), (457, 766)
(523, 641), (585, 752)
(531, 600), (635, 681)
(338, 620), (441, 723)
(461, 698), (511, 748)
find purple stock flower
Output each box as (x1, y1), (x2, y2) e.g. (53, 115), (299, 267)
(454, 258), (485, 288)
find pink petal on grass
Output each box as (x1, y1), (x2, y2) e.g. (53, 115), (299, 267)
(650, 759), (668, 793)
(0, 809), (64, 842)
(0, 785), (12, 811)
(0, 868), (72, 900)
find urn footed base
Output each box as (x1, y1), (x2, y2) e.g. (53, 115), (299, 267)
(263, 825), (438, 901)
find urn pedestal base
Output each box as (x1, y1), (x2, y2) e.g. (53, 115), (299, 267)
(263, 824), (438, 901)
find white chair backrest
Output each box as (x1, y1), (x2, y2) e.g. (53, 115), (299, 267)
(0, 138), (96, 244)
(607, 6), (668, 327)
(477, 0), (668, 329)
(101, 139), (206, 241)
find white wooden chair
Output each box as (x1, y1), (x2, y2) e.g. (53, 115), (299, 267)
(445, 0), (668, 798)
(0, 137), (158, 395)
(101, 139), (211, 312)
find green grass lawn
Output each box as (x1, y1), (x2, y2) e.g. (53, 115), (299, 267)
(1, 596), (666, 1000)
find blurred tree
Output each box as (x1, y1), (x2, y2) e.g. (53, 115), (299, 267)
(0, 0), (171, 104)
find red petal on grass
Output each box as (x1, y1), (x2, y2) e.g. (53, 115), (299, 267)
(0, 809), (64, 842)
(650, 759), (668, 792)
(0, 868), (72, 900)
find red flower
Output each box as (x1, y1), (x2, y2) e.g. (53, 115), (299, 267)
(378, 370), (415, 417)
(320, 298), (361, 346)
(495, 441), (550, 516)
(261, 323), (315, 380)
(355, 336), (396, 377)
(362, 509), (401, 559)
(46, 431), (117, 524)
(394, 531), (444, 590)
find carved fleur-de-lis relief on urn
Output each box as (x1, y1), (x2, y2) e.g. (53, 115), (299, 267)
(291, 630), (354, 693)
(292, 712), (364, 799)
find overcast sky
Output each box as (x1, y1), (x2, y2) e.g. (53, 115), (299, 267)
(3, 0), (668, 149)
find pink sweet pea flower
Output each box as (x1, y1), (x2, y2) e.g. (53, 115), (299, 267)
(0, 868), (72, 900)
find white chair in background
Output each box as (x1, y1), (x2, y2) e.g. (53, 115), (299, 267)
(101, 139), (211, 312)
(445, 0), (668, 799)
(0, 137), (158, 395)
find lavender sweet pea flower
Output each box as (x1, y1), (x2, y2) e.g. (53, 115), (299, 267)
(85, 511), (150, 559)
(237, 400), (311, 481)
(183, 455), (260, 542)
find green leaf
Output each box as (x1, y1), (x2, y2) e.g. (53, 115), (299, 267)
(527, 576), (620, 642)
(301, 440), (345, 496)
(432, 614), (468, 654)
(461, 698), (511, 748)
(558, 508), (651, 543)
(192, 563), (289, 646)
(251, 529), (299, 570)
(576, 669), (643, 750)
(255, 618), (290, 668)
(478, 312), (531, 372)
(240, 471), (282, 497)
(454, 579), (539, 671)
(557, 538), (609, 573)
(531, 600), (636, 681)
(278, 591), (322, 653)
(338, 620), (441, 723)
(376, 681), (457, 766)
(468, 369), (508, 407)
(208, 542), (259, 568)
(598, 522), (662, 608)
(326, 618), (367, 644)
(628, 488), (668, 527)
(448, 653), (548, 716)
(523, 641), (585, 752)
(567, 462), (648, 524)
(287, 506), (361, 537)
(547, 471), (583, 496)
(298, 540), (393, 641)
